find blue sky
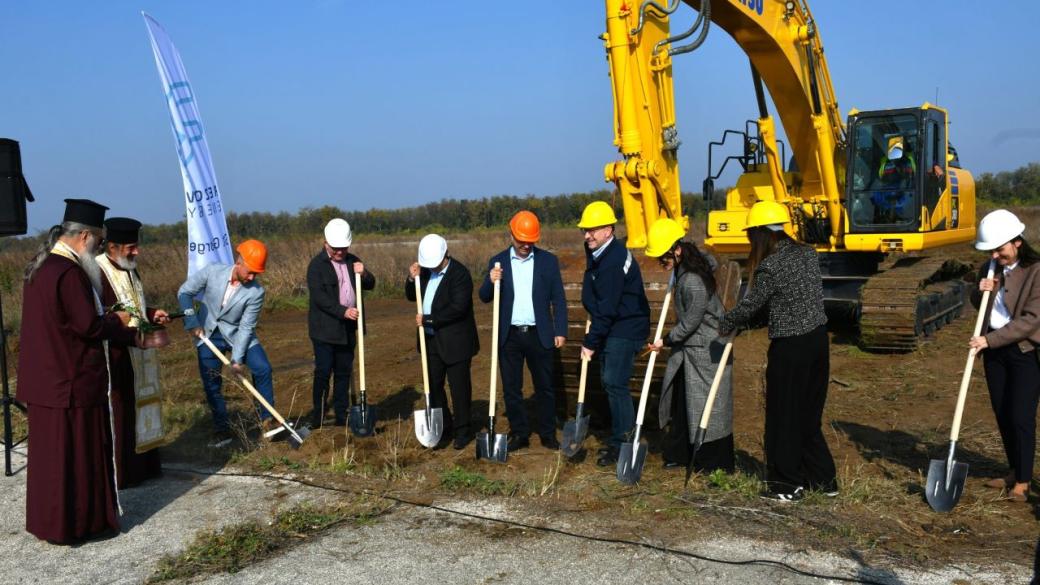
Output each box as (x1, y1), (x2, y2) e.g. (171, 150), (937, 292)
(3, 1), (1038, 231)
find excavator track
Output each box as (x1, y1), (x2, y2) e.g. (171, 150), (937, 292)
(858, 257), (971, 352)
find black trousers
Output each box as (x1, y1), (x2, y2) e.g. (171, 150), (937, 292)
(499, 325), (556, 439)
(764, 325), (836, 492)
(312, 334), (355, 424)
(983, 343), (1040, 483)
(426, 335), (473, 439)
(663, 365), (735, 473)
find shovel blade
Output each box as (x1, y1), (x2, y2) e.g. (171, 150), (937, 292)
(413, 408), (444, 448)
(287, 426), (311, 450)
(560, 415), (590, 458)
(616, 441), (646, 485)
(348, 405), (378, 437)
(925, 458), (969, 512)
(476, 432), (508, 463)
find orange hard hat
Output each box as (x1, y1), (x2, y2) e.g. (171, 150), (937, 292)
(509, 210), (541, 243)
(236, 239), (268, 273)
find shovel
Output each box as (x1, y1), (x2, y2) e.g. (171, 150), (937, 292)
(412, 277), (444, 448)
(685, 341), (733, 487)
(685, 261), (742, 486)
(198, 335), (310, 449)
(617, 288), (673, 484)
(926, 259), (996, 512)
(561, 320), (592, 458)
(348, 271), (378, 437)
(477, 262), (508, 463)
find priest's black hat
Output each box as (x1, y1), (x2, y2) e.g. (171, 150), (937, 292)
(104, 217), (142, 244)
(63, 198), (108, 229)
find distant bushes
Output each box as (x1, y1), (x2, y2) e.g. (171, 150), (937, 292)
(975, 162), (1040, 205)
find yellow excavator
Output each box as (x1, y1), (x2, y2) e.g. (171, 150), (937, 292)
(598, 0), (976, 351)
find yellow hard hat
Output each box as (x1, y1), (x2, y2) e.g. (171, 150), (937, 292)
(576, 201), (618, 229)
(644, 218), (686, 258)
(744, 200), (791, 231)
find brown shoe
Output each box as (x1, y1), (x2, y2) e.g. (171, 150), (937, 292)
(984, 477), (1012, 489)
(1006, 490), (1028, 503)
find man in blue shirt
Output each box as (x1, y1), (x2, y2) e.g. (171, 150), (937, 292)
(479, 211), (568, 451)
(405, 234), (480, 449)
(577, 202), (651, 466)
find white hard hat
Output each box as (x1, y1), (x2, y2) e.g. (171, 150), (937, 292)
(417, 234), (448, 268)
(976, 209), (1026, 251)
(324, 218), (352, 248)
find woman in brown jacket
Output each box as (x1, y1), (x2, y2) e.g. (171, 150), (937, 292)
(970, 209), (1040, 503)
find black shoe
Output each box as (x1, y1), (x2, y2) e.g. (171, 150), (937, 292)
(334, 418), (347, 427)
(310, 416), (323, 429)
(760, 486), (805, 503)
(662, 460), (681, 469)
(507, 435), (530, 451)
(810, 479), (839, 497)
(596, 447), (619, 467)
(453, 434), (474, 450)
(539, 435), (560, 450)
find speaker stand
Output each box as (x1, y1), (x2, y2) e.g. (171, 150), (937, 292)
(0, 290), (26, 476)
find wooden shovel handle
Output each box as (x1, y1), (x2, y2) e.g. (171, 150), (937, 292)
(488, 262), (502, 417)
(355, 271), (366, 392)
(634, 290), (672, 426)
(950, 259), (996, 442)
(697, 341), (733, 430)
(199, 335), (289, 429)
(414, 278), (432, 399)
(576, 320), (592, 403)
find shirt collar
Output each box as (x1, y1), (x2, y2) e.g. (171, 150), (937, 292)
(1005, 261), (1020, 275)
(591, 237), (614, 260)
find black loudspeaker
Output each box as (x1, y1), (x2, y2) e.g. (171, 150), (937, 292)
(0, 139), (34, 237)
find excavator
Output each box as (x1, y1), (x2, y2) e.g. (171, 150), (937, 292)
(589, 0), (976, 352)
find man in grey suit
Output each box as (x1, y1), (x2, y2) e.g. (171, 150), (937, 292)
(177, 239), (272, 446)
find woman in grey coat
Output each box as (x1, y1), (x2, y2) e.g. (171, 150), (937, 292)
(645, 219), (735, 473)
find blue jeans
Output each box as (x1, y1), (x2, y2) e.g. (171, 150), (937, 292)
(197, 332), (275, 431)
(599, 336), (641, 448)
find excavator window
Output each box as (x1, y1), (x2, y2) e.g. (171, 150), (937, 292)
(848, 113), (921, 232)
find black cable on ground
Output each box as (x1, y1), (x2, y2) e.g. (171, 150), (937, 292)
(163, 464), (896, 585)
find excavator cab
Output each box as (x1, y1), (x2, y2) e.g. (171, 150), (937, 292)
(846, 107), (955, 236)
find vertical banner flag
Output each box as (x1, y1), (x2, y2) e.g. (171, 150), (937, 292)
(142, 13), (232, 275)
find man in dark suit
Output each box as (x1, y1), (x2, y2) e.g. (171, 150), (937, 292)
(307, 219), (376, 428)
(405, 234), (479, 449)
(479, 211), (567, 451)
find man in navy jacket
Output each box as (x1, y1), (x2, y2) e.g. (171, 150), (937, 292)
(479, 211), (568, 451)
(577, 202), (651, 466)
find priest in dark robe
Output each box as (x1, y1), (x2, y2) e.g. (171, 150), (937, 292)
(97, 217), (169, 488)
(16, 199), (135, 544)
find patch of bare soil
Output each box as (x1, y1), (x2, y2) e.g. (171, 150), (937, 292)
(150, 276), (1036, 572)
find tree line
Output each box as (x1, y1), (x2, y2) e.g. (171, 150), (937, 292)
(974, 162), (1040, 205)
(138, 190), (713, 244)
(4, 160), (1036, 251)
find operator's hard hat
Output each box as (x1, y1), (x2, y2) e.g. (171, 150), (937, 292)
(324, 218), (353, 248)
(576, 201), (618, 229)
(417, 234), (448, 268)
(975, 209), (1026, 251)
(744, 200), (790, 232)
(236, 239), (268, 273)
(509, 210), (541, 243)
(887, 136), (905, 160)
(644, 218), (686, 258)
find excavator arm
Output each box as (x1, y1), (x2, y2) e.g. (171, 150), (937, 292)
(604, 0), (846, 248)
